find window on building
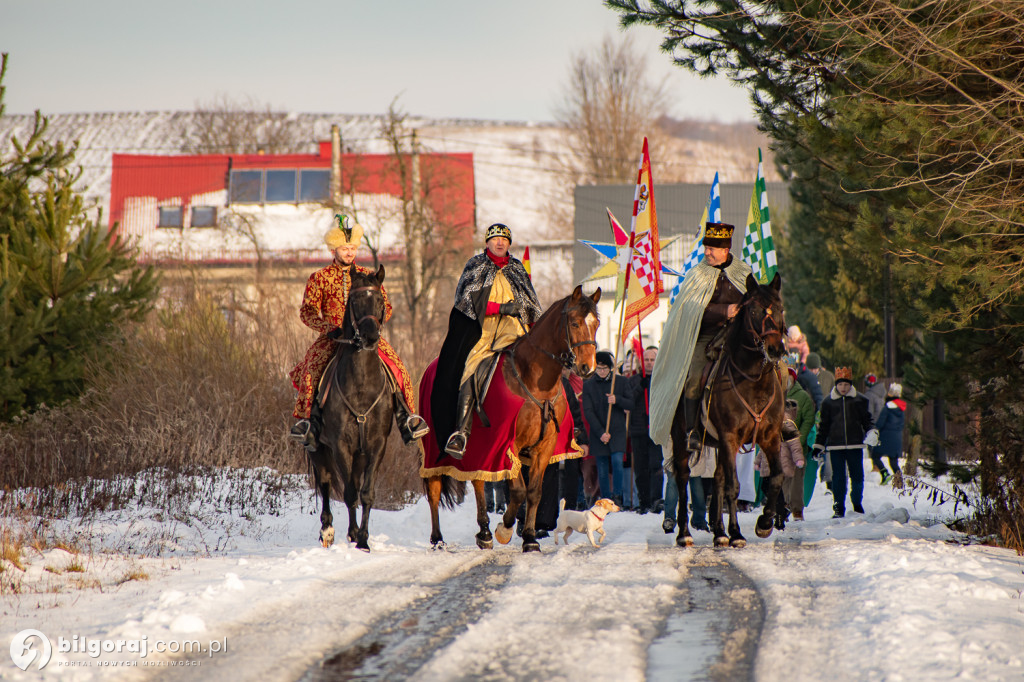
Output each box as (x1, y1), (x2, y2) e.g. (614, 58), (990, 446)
(158, 206), (183, 228)
(191, 206), (217, 227)
(230, 170), (262, 203)
(264, 169), (297, 203)
(299, 169), (330, 202)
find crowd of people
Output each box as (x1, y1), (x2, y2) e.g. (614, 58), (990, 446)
(289, 215), (907, 536)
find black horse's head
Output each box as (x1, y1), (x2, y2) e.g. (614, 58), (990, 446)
(345, 265), (386, 350)
(565, 285), (602, 378)
(740, 272), (786, 360)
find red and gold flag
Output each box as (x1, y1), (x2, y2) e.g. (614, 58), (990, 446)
(620, 137), (662, 340)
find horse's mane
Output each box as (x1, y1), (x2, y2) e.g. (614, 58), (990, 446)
(531, 290), (598, 329)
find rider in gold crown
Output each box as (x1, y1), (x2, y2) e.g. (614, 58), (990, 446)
(289, 214), (427, 450)
(649, 222), (753, 453)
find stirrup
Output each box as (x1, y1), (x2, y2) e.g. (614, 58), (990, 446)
(405, 414), (430, 439)
(289, 419), (311, 442)
(444, 432), (467, 459)
(686, 428), (703, 452)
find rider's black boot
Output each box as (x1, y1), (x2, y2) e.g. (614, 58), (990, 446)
(683, 396), (703, 452)
(394, 391), (429, 445)
(444, 382), (474, 459)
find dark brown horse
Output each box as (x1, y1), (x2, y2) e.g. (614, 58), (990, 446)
(308, 266), (393, 552)
(424, 285), (601, 552)
(670, 272), (787, 548)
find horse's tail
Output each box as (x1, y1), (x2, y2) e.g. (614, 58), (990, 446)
(424, 474), (465, 510)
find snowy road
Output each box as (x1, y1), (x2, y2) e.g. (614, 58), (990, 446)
(150, 535), (765, 682)
(4, 473), (1024, 681)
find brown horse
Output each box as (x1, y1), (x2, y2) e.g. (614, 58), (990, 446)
(669, 273), (787, 548)
(424, 285), (601, 552)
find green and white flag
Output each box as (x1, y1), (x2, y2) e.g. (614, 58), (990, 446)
(741, 148), (777, 283)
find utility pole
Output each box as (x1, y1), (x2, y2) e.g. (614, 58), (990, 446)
(408, 130), (425, 361)
(330, 124), (342, 211)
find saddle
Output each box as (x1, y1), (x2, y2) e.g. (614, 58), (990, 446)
(467, 352), (504, 428)
(317, 352), (397, 409)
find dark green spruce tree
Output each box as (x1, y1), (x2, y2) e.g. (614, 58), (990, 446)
(1, 53), (159, 420)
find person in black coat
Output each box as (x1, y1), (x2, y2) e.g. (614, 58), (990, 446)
(813, 367), (878, 517)
(628, 346), (664, 514)
(582, 351), (634, 505)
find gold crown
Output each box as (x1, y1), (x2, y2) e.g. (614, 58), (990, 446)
(705, 222), (735, 240)
(835, 367), (853, 382)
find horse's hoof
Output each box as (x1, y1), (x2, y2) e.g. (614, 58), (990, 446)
(494, 524), (513, 545)
(714, 535), (731, 547)
(522, 541), (541, 553)
(676, 534), (694, 548)
(730, 537), (748, 548)
(476, 536), (494, 550)
(320, 526), (335, 548)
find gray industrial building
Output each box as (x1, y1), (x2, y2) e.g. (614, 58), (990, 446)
(573, 182), (791, 285)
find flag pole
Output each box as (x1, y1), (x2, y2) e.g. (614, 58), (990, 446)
(605, 230), (636, 436)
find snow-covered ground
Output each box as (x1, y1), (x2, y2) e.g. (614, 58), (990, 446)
(2, 465), (1022, 681)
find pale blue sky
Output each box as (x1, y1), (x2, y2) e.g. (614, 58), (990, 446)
(1, 0), (756, 122)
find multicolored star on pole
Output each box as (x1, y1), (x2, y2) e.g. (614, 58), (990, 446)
(579, 208), (681, 306)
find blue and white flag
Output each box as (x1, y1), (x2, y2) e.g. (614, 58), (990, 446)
(669, 172), (720, 307)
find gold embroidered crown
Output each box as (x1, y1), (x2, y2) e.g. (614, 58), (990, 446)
(705, 222), (735, 240)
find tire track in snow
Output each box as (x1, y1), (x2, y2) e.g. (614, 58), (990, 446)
(647, 546), (764, 682)
(143, 549), (489, 682)
(301, 552), (515, 681)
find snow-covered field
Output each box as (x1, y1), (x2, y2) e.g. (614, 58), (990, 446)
(2, 465), (1022, 681)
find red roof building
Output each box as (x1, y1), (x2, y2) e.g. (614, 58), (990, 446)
(109, 143), (475, 264)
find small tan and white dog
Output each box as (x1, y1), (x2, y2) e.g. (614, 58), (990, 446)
(553, 498), (620, 547)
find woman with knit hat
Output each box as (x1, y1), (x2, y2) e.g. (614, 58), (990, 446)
(288, 214), (427, 450)
(874, 383), (907, 485)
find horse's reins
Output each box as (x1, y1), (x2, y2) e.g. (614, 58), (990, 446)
(737, 297), (783, 363)
(505, 298), (597, 452)
(720, 298), (783, 448)
(530, 298), (597, 371)
(335, 285), (383, 350)
(331, 283), (388, 453)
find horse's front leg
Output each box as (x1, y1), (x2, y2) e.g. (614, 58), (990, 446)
(472, 479), (493, 549)
(721, 440), (746, 548)
(495, 470), (527, 545)
(674, 450), (694, 548)
(670, 400), (694, 548)
(425, 476), (445, 548)
(354, 446), (384, 552)
(343, 458), (360, 547)
(521, 459), (549, 553)
(756, 440), (784, 539)
(314, 460), (335, 548)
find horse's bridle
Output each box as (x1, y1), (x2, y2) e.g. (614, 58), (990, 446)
(738, 297), (783, 363)
(530, 298), (597, 371)
(338, 285), (384, 350)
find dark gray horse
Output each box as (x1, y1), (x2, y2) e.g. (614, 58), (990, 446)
(309, 265), (394, 551)
(670, 273), (787, 548)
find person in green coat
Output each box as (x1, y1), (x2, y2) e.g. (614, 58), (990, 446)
(784, 367), (815, 518)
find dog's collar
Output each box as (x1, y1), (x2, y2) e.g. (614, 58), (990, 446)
(588, 508), (607, 521)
